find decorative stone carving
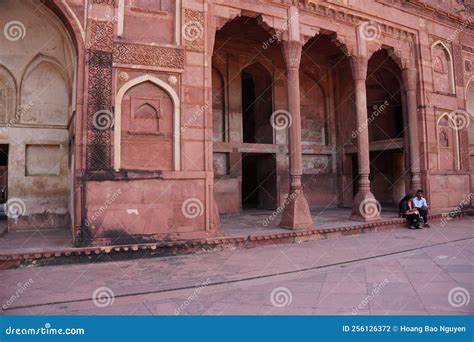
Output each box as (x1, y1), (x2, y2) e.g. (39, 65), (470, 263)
(183, 9), (205, 52)
(432, 43), (453, 93)
(168, 75), (178, 85)
(281, 40), (302, 70)
(460, 130), (470, 171)
(118, 71), (129, 82)
(87, 20), (114, 52)
(296, 0), (416, 42)
(302, 155), (330, 174)
(113, 42), (185, 69)
(86, 51), (113, 171)
(92, 0), (115, 5)
(130, 98), (161, 135)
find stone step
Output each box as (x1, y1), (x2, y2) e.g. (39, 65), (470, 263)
(0, 213), (467, 270)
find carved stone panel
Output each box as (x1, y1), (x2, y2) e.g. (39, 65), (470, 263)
(121, 80), (173, 170)
(129, 96), (161, 135)
(183, 9), (205, 52)
(86, 51), (113, 171)
(113, 42), (185, 69)
(302, 155), (331, 174)
(87, 20), (114, 52)
(432, 44), (452, 93)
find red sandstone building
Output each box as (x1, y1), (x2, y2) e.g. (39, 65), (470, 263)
(0, 0), (473, 247)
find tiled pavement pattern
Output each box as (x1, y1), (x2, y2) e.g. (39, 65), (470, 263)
(0, 220), (472, 315)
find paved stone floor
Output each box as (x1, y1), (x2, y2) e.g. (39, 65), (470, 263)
(0, 207), (401, 254)
(221, 207), (400, 237)
(0, 219), (472, 315)
(0, 228), (73, 253)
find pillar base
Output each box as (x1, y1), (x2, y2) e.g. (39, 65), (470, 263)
(351, 190), (381, 222)
(279, 190), (315, 230)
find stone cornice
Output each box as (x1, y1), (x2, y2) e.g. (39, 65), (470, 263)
(294, 0), (416, 42)
(375, 0), (474, 29)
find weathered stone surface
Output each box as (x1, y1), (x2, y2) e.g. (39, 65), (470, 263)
(0, 0), (472, 247)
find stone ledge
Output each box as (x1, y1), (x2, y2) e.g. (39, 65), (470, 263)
(0, 213), (462, 269)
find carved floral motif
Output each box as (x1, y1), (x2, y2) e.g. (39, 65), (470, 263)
(113, 42), (185, 69)
(87, 20), (114, 52)
(183, 9), (205, 52)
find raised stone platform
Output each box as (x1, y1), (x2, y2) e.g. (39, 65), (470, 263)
(0, 208), (462, 269)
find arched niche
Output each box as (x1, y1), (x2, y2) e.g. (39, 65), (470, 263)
(466, 79), (474, 146)
(132, 102), (161, 134)
(437, 113), (460, 171)
(114, 75), (180, 171)
(467, 79), (474, 199)
(212, 67), (226, 142)
(431, 41), (455, 94)
(0, 66), (16, 124)
(20, 55), (70, 126)
(0, 0), (77, 233)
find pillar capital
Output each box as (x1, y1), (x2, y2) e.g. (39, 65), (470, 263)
(402, 68), (418, 92)
(281, 40), (303, 70)
(350, 55), (369, 81)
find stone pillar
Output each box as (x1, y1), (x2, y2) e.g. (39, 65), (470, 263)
(403, 68), (422, 192)
(279, 40), (314, 230)
(350, 55), (380, 221)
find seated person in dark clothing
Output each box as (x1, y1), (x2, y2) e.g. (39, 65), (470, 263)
(412, 189), (430, 228)
(399, 194), (422, 229)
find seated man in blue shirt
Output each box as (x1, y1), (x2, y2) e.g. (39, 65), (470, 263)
(412, 189), (430, 228)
